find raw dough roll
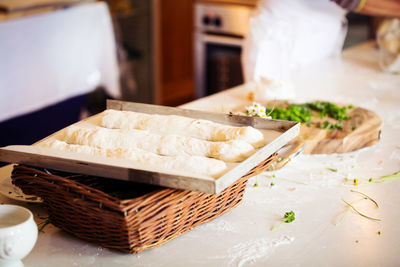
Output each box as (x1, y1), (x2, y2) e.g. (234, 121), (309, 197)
(40, 140), (227, 178)
(101, 109), (265, 148)
(62, 126), (255, 162)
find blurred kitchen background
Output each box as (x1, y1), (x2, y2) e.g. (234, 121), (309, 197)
(0, 0), (387, 149)
(107, 0), (380, 105)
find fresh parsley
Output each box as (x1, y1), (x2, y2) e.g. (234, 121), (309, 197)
(247, 101), (352, 130)
(271, 211), (296, 231)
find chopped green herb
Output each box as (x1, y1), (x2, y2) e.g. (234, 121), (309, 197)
(253, 183), (259, 188)
(270, 182), (275, 186)
(378, 231), (381, 235)
(38, 217), (50, 233)
(341, 198), (381, 221)
(350, 190), (379, 208)
(245, 101), (352, 130)
(345, 171), (400, 186)
(336, 197), (368, 225)
(271, 211), (295, 231)
(265, 104), (312, 123)
(320, 120), (344, 130)
(327, 168), (338, 172)
(370, 171), (400, 184)
(307, 101), (351, 121)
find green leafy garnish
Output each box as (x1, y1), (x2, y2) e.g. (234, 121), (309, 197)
(326, 168), (338, 172)
(265, 104), (312, 123)
(271, 211), (295, 231)
(245, 101), (352, 130)
(320, 120), (344, 130)
(307, 101), (351, 121)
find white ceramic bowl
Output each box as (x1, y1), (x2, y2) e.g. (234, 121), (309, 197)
(0, 205), (38, 266)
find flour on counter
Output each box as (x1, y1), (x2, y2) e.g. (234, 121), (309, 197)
(213, 236), (294, 267)
(196, 219), (238, 233)
(390, 149), (400, 160)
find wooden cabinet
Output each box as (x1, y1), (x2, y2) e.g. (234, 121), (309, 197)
(154, 0), (195, 106)
(111, 0), (195, 106)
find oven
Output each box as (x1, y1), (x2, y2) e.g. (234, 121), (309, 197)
(194, 2), (254, 98)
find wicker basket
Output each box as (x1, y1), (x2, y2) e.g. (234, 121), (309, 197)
(11, 153), (276, 253)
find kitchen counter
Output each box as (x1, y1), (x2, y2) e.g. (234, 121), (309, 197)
(1, 41), (400, 266)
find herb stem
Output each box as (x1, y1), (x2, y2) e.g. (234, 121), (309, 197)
(270, 220), (284, 231)
(341, 198), (381, 222)
(350, 190), (379, 208)
(335, 197), (368, 226)
(371, 171), (400, 184)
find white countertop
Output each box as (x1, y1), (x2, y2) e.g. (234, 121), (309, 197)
(1, 41), (400, 266)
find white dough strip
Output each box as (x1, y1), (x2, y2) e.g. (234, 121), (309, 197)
(101, 109), (266, 148)
(40, 140), (227, 178)
(62, 126), (255, 162)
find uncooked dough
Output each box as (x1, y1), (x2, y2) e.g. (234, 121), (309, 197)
(40, 140), (227, 178)
(101, 109), (265, 148)
(62, 126), (255, 162)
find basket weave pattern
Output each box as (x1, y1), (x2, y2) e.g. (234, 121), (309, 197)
(12, 153), (276, 253)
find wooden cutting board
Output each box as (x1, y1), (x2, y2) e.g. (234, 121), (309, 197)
(299, 107), (381, 154)
(237, 100), (382, 155)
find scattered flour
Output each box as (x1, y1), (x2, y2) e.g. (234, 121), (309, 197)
(197, 219), (238, 233)
(213, 235), (294, 267)
(390, 149), (400, 160)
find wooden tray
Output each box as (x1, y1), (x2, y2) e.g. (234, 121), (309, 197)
(0, 100), (299, 194)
